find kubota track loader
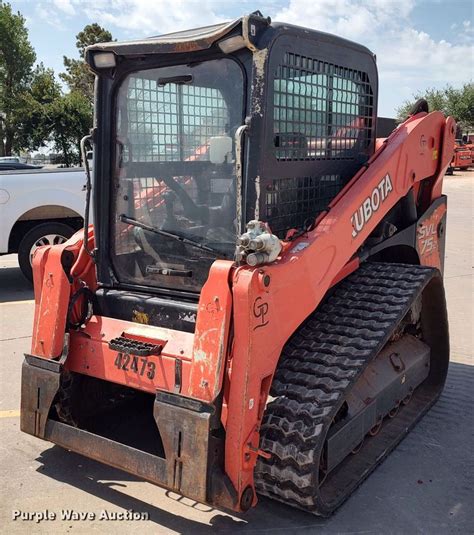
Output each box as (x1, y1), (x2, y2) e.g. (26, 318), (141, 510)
(446, 140), (472, 174)
(21, 12), (454, 516)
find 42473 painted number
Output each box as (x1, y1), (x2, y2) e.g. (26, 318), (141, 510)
(114, 353), (156, 379)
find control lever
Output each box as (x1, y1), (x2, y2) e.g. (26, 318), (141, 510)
(162, 191), (179, 231)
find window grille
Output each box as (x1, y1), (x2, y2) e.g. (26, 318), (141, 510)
(273, 52), (374, 161)
(265, 175), (343, 237)
(123, 77), (230, 162)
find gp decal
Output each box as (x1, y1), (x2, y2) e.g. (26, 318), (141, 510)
(253, 296), (269, 330)
(351, 173), (393, 238)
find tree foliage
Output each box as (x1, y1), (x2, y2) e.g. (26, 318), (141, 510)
(396, 83), (474, 131)
(49, 91), (92, 166)
(0, 1), (36, 155)
(55, 23), (113, 164)
(0, 11), (112, 163)
(14, 65), (92, 165)
(14, 64), (61, 152)
(61, 23), (113, 104)
(443, 84), (474, 131)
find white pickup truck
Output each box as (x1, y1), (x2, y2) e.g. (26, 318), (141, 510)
(0, 167), (86, 281)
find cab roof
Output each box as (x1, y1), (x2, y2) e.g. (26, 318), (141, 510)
(85, 13), (374, 59)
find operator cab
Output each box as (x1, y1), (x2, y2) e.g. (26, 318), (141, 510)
(86, 12), (377, 313)
(113, 59), (243, 291)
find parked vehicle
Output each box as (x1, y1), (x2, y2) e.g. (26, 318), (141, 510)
(0, 156), (22, 163)
(446, 134), (473, 174)
(0, 167), (86, 280)
(0, 162), (43, 171)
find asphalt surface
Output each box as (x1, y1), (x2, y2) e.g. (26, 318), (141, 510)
(0, 171), (473, 534)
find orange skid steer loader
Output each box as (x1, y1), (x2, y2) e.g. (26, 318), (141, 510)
(21, 12), (454, 516)
(446, 141), (472, 174)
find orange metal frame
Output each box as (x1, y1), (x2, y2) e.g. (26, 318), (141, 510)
(30, 110), (455, 511)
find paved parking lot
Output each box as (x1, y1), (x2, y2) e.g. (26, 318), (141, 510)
(0, 172), (472, 534)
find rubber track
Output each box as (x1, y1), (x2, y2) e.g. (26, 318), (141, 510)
(255, 262), (437, 515)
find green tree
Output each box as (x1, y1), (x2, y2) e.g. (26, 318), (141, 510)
(0, 1), (36, 156)
(14, 64), (61, 153)
(396, 83), (474, 131)
(444, 83), (474, 131)
(61, 23), (113, 104)
(49, 91), (92, 167)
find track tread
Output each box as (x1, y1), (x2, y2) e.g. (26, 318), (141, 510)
(255, 262), (438, 515)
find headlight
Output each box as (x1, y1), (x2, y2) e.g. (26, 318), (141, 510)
(93, 52), (116, 69)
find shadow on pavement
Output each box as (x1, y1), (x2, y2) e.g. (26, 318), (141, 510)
(33, 362), (473, 534)
(35, 446), (246, 533)
(35, 443), (323, 533)
(0, 265), (34, 303)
